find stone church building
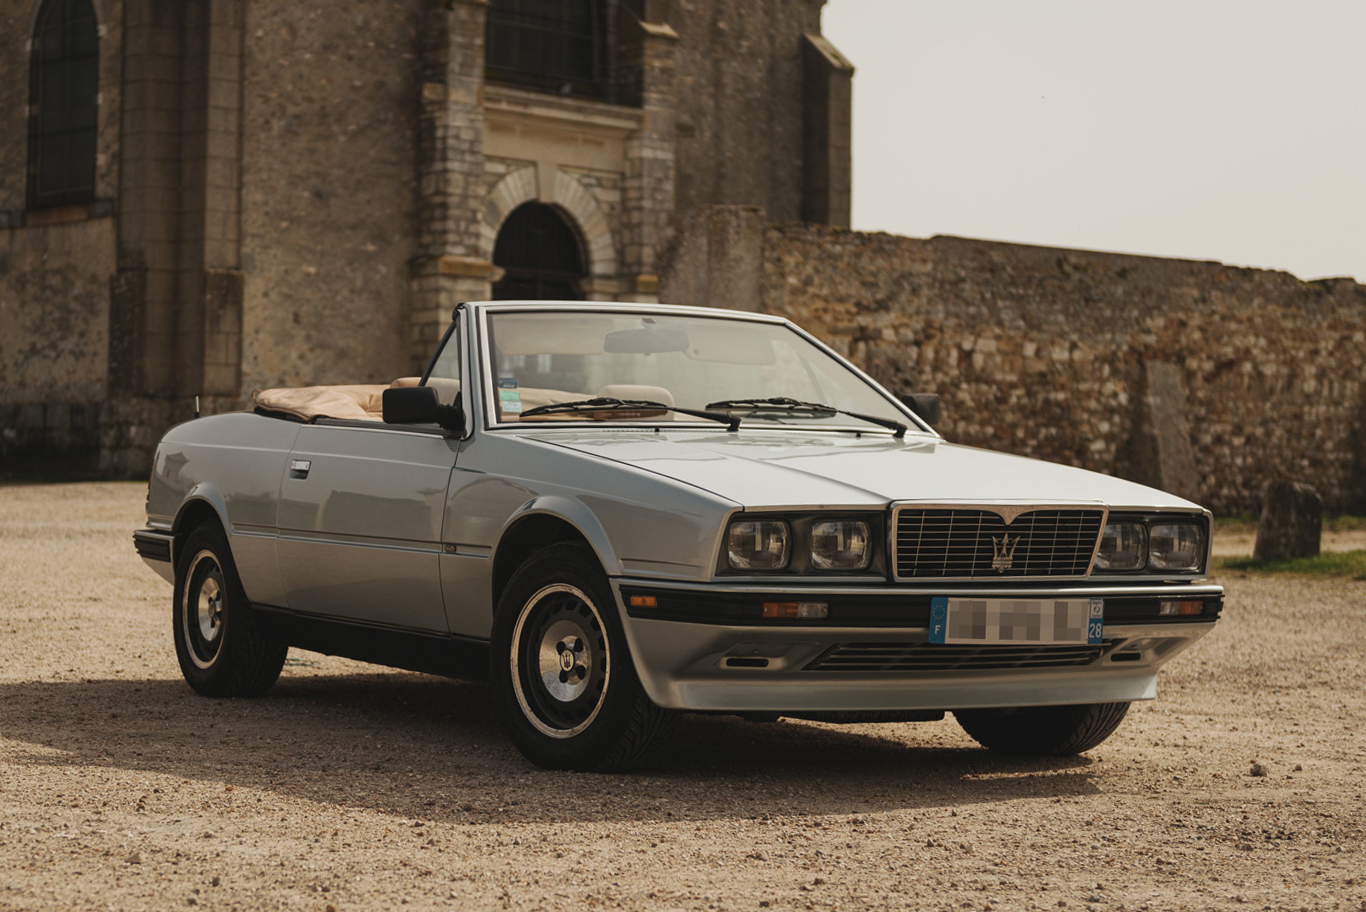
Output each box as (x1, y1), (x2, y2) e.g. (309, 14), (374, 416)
(0, 0), (853, 473)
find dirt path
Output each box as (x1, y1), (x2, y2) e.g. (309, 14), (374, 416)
(1, 482), (1363, 912)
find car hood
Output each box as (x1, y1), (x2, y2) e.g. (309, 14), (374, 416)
(520, 429), (1203, 511)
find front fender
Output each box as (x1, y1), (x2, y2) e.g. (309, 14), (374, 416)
(504, 494), (623, 576)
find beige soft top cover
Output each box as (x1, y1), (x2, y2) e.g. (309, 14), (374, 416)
(252, 385), (388, 421)
(252, 378), (461, 422)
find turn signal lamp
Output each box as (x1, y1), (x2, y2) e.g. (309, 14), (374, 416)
(628, 595), (657, 609)
(761, 601), (828, 620)
(1158, 599), (1204, 617)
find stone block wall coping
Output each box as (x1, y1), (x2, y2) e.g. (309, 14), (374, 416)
(433, 255), (504, 280)
(484, 83), (646, 132)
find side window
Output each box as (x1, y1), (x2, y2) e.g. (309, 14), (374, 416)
(425, 321), (463, 406)
(28, 0), (99, 209)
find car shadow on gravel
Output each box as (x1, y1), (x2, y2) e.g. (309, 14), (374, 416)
(0, 674), (1100, 823)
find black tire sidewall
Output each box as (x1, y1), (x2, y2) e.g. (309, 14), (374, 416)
(490, 543), (642, 770)
(172, 522), (279, 696)
(955, 702), (1130, 755)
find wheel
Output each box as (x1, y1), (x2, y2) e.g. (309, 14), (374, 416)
(954, 702), (1131, 755)
(490, 542), (678, 771)
(173, 522), (288, 697)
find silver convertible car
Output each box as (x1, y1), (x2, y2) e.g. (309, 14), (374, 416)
(135, 301), (1223, 771)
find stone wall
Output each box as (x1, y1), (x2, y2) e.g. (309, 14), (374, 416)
(238, 0), (421, 392)
(0, 217), (116, 471)
(0, 0), (123, 473)
(670, 0), (825, 225)
(0, 0), (124, 215)
(756, 226), (1366, 515)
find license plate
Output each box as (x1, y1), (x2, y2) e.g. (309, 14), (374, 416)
(928, 597), (1103, 645)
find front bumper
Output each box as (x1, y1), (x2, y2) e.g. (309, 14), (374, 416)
(612, 579), (1222, 713)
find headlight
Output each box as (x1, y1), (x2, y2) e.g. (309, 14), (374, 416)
(810, 520), (871, 571)
(1150, 523), (1205, 571)
(1095, 521), (1147, 571)
(726, 520), (790, 570)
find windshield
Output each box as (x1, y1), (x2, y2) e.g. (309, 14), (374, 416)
(481, 309), (916, 432)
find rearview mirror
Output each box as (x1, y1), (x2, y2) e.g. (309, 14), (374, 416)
(899, 393), (940, 426)
(383, 386), (464, 433)
(603, 326), (690, 354)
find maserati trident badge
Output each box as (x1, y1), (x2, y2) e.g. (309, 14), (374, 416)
(991, 533), (1020, 572)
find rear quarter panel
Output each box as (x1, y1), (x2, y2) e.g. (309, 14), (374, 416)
(149, 413), (302, 606)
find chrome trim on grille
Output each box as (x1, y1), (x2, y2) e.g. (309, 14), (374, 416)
(805, 640), (1116, 672)
(890, 504), (1107, 581)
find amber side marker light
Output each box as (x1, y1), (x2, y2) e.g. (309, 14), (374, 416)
(761, 601), (828, 620)
(1159, 599), (1204, 617)
(628, 595), (658, 609)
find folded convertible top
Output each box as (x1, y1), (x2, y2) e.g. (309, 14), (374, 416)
(251, 384), (387, 422)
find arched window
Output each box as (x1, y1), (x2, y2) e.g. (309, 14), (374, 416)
(28, 0), (99, 209)
(492, 203), (586, 300)
(486, 0), (607, 98)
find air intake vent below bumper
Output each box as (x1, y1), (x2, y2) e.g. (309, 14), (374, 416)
(805, 641), (1114, 672)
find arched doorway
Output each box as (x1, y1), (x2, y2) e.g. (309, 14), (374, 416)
(491, 203), (586, 300)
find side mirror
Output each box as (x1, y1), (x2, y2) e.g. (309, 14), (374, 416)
(383, 386), (464, 433)
(899, 393), (941, 426)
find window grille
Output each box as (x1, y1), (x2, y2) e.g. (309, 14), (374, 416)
(486, 0), (607, 98)
(28, 0), (99, 208)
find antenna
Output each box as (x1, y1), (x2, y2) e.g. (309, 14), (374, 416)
(195, 396), (201, 419)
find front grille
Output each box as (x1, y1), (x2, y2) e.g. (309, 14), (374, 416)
(805, 641), (1113, 672)
(893, 507), (1104, 579)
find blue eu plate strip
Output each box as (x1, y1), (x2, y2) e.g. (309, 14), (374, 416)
(1088, 597), (1105, 644)
(929, 597), (948, 644)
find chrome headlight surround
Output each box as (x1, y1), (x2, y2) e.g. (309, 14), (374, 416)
(719, 513), (885, 576)
(1093, 513), (1210, 576)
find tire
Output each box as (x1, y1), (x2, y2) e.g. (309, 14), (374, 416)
(173, 522), (288, 697)
(954, 702), (1131, 755)
(490, 542), (678, 771)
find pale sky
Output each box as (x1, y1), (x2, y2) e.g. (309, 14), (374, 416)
(822, 0), (1366, 282)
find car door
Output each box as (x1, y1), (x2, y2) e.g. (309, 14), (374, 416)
(276, 422), (459, 632)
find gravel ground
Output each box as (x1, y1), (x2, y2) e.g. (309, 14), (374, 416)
(1, 482), (1363, 912)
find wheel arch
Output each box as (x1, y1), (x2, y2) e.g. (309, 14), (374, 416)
(172, 485), (232, 561)
(492, 498), (619, 612)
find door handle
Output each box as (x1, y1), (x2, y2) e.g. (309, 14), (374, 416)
(289, 459), (311, 479)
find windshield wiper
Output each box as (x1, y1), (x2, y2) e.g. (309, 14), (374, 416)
(705, 396), (907, 438)
(518, 397), (739, 431)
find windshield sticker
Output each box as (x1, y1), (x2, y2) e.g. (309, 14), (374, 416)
(499, 386), (523, 415)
